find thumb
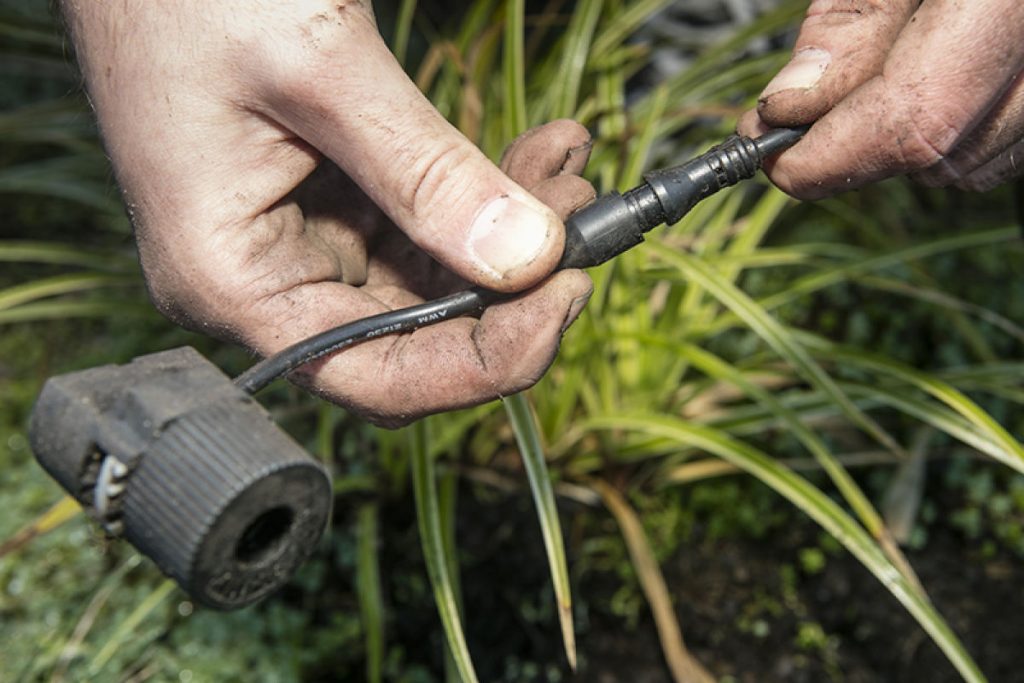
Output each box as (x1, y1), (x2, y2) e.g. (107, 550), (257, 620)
(257, 6), (561, 293)
(758, 1), (918, 127)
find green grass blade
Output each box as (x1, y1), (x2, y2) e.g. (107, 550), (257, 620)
(795, 333), (1024, 474)
(939, 364), (1024, 403)
(665, 0), (802, 90)
(853, 273), (1024, 345)
(675, 342), (922, 591)
(756, 227), (1020, 316)
(0, 273), (134, 311)
(0, 99), (97, 151)
(356, 503), (384, 683)
(439, 469), (465, 683)
(0, 158), (121, 213)
(594, 66), (628, 189)
(620, 84), (668, 189)
(455, 0), (499, 51)
(87, 578), (176, 676)
(409, 420), (479, 683)
(0, 241), (135, 271)
(551, 0), (604, 119)
(838, 381), (1011, 464)
(666, 372), (1013, 468)
(49, 556), (143, 680)
(0, 496), (81, 559)
(721, 188), (792, 279)
(0, 300), (152, 324)
(503, 393), (576, 670)
(653, 244), (908, 459)
(591, 479), (713, 683)
(624, 0), (801, 122)
(665, 451), (901, 485)
(590, 0), (674, 61)
(314, 403), (341, 464)
(391, 0), (418, 68)
(0, 16), (65, 49)
(696, 226), (1020, 340)
(427, 404), (500, 461)
(587, 413), (986, 683)
(503, 0), (527, 138)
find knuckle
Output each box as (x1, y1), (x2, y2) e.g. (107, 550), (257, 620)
(137, 233), (246, 340)
(805, 0), (902, 21)
(401, 141), (477, 218)
(249, 2), (377, 104)
(883, 84), (969, 171)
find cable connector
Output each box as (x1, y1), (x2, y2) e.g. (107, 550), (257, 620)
(558, 126), (808, 270)
(31, 347), (332, 609)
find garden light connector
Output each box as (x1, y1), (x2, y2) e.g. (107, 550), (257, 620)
(30, 347), (332, 610)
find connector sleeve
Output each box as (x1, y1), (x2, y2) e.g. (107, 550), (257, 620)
(558, 192), (646, 270)
(644, 135), (761, 225)
(641, 126), (809, 226)
(235, 126), (810, 391)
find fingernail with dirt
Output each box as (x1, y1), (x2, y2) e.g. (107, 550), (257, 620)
(760, 47), (831, 99)
(469, 195), (557, 279)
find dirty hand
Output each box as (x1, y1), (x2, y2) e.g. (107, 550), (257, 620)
(63, 1), (595, 425)
(738, 0), (1024, 198)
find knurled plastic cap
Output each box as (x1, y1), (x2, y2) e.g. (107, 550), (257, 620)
(122, 398), (331, 610)
(30, 347), (332, 610)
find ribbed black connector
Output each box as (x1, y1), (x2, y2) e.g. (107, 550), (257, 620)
(31, 347), (332, 609)
(239, 127), (809, 393)
(643, 126), (808, 226)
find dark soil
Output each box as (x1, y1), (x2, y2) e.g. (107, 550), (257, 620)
(303, 465), (1024, 682)
(442, 483), (1021, 682)
(609, 524), (1023, 683)
(579, 500), (1023, 683)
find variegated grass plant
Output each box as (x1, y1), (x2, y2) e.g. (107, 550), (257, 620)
(2, 0), (1022, 681)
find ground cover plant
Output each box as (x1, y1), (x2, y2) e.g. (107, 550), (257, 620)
(2, 0), (1023, 680)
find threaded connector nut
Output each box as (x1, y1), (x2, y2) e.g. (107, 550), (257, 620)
(30, 347), (332, 609)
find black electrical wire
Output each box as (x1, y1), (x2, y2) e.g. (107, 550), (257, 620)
(234, 126), (809, 395)
(234, 287), (501, 394)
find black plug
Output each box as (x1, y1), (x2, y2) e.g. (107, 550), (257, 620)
(558, 126), (807, 270)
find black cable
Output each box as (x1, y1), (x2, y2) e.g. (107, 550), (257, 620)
(234, 287), (501, 394)
(753, 125), (808, 157)
(234, 126), (809, 395)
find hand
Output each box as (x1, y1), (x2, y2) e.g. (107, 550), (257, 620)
(62, 1), (595, 426)
(738, 0), (1024, 198)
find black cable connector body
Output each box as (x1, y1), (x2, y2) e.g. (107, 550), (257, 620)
(236, 126), (808, 394)
(559, 125), (808, 270)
